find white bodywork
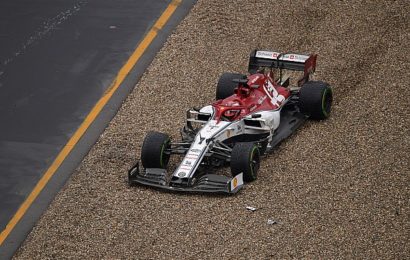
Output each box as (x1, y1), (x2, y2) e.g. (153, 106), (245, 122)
(173, 105), (281, 179)
(255, 50), (310, 63)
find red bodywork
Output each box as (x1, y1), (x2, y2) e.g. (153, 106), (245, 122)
(212, 73), (291, 122)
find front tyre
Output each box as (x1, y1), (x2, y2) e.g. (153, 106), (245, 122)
(230, 142), (260, 182)
(141, 131), (171, 169)
(299, 81), (333, 120)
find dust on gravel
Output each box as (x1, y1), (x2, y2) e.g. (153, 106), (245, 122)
(14, 0), (409, 259)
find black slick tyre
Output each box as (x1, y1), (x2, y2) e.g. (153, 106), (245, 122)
(141, 131), (171, 169)
(299, 81), (333, 120)
(230, 142), (260, 182)
(216, 73), (246, 100)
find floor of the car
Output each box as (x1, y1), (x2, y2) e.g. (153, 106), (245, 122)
(268, 104), (307, 152)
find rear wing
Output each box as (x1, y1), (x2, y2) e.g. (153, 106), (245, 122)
(248, 50), (317, 79)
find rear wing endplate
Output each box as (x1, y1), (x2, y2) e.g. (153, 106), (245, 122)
(248, 50), (317, 76)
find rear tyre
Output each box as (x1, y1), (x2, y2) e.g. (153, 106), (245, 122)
(299, 81), (333, 120)
(216, 73), (246, 100)
(141, 131), (171, 169)
(230, 142), (260, 182)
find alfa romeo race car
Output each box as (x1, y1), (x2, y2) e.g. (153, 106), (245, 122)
(128, 50), (333, 194)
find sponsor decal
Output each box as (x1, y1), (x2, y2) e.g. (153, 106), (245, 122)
(257, 96), (267, 105)
(232, 178), (238, 188)
(206, 124), (219, 132)
(230, 173), (244, 191)
(263, 80), (280, 106)
(281, 53), (309, 63)
(190, 149), (201, 153)
(277, 95), (285, 103)
(183, 160), (192, 166)
(271, 99), (279, 107)
(265, 81), (278, 95)
(255, 51), (309, 62)
(255, 51), (280, 59)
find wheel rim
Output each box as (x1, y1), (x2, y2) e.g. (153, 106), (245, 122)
(249, 146), (260, 177)
(159, 140), (170, 168)
(322, 88), (333, 117)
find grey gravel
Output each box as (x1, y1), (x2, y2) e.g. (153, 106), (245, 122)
(14, 0), (409, 259)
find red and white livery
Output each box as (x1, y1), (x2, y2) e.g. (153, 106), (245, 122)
(128, 49), (333, 194)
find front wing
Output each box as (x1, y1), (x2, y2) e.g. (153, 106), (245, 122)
(128, 162), (243, 194)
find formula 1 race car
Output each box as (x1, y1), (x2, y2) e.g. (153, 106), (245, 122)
(128, 50), (332, 194)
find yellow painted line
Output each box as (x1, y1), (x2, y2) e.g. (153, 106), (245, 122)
(0, 0), (182, 246)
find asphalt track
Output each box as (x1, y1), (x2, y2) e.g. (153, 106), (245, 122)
(0, 0), (195, 258)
